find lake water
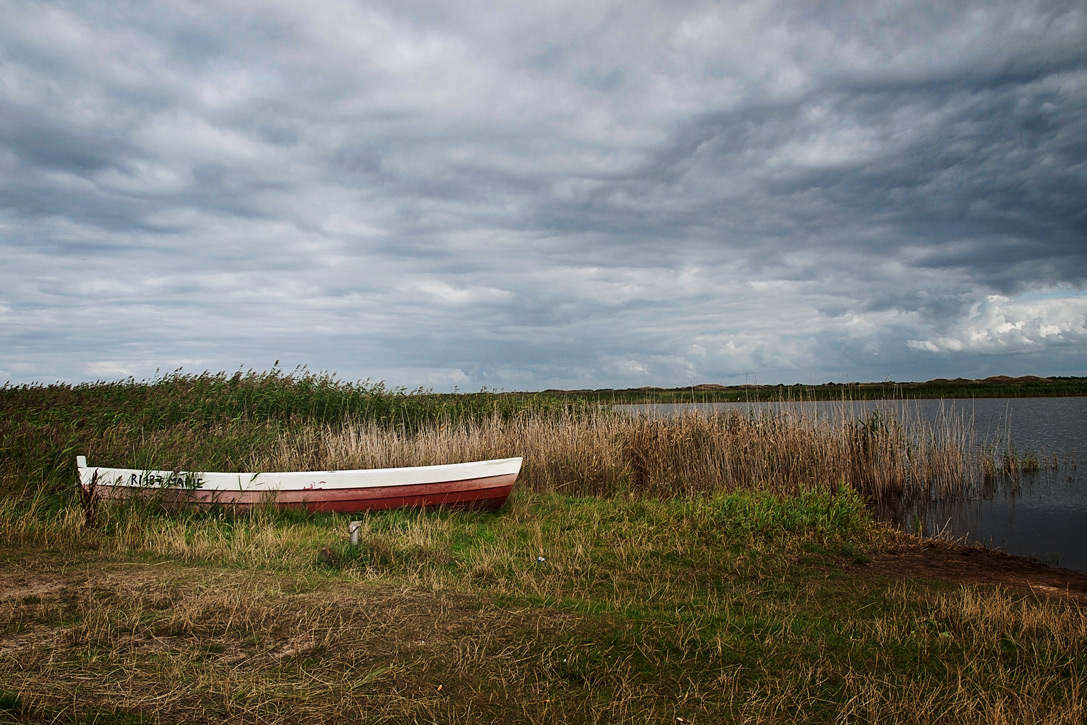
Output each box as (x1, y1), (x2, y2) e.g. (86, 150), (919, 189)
(619, 398), (1087, 573)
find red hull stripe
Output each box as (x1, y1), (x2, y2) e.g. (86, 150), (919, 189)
(92, 473), (518, 513)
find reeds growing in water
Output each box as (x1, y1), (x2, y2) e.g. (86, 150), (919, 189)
(252, 404), (1002, 505)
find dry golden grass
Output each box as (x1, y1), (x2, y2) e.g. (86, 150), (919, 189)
(252, 405), (997, 504)
(3, 532), (1084, 725)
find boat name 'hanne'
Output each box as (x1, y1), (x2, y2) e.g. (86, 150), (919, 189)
(129, 471), (205, 489)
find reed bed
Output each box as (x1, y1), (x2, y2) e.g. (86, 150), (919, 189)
(0, 370), (586, 502)
(252, 405), (997, 506)
(2, 372), (1023, 508)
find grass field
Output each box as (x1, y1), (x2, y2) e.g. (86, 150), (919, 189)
(1, 372), (1084, 723)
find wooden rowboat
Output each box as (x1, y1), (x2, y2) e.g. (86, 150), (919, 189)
(76, 455), (522, 513)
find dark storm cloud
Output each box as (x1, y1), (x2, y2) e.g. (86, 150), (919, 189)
(1, 0), (1085, 389)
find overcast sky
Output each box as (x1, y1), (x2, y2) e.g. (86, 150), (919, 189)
(2, 1), (1085, 391)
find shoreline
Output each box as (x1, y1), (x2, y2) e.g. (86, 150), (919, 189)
(857, 526), (1087, 603)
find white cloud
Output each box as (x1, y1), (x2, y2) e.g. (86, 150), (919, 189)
(403, 280), (514, 306)
(909, 293), (1087, 354)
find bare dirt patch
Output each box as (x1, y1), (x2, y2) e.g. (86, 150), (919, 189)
(0, 559), (176, 603)
(852, 531), (1087, 603)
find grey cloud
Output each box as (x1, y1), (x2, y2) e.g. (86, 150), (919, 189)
(1, 0), (1085, 389)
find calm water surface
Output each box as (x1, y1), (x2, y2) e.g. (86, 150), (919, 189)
(620, 398), (1087, 573)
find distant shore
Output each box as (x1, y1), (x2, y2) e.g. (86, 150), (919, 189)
(540, 374), (1087, 403)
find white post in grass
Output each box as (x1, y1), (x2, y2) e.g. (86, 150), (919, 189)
(348, 520), (363, 546)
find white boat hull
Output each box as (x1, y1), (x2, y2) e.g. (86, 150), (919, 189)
(76, 456), (522, 513)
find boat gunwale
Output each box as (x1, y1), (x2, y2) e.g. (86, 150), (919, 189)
(76, 456), (523, 492)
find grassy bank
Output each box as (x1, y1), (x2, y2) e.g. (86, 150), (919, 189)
(3, 491), (1085, 724)
(2, 373), (1083, 722)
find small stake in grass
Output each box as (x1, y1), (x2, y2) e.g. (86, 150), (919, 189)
(349, 520), (363, 546)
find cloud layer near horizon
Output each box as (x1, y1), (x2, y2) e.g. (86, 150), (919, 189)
(2, 0), (1085, 390)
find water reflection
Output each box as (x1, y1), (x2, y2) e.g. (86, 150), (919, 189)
(897, 467), (1085, 570)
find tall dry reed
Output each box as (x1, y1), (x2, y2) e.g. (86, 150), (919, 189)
(252, 405), (992, 503)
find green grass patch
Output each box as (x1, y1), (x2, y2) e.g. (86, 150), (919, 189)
(2, 491), (1084, 723)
